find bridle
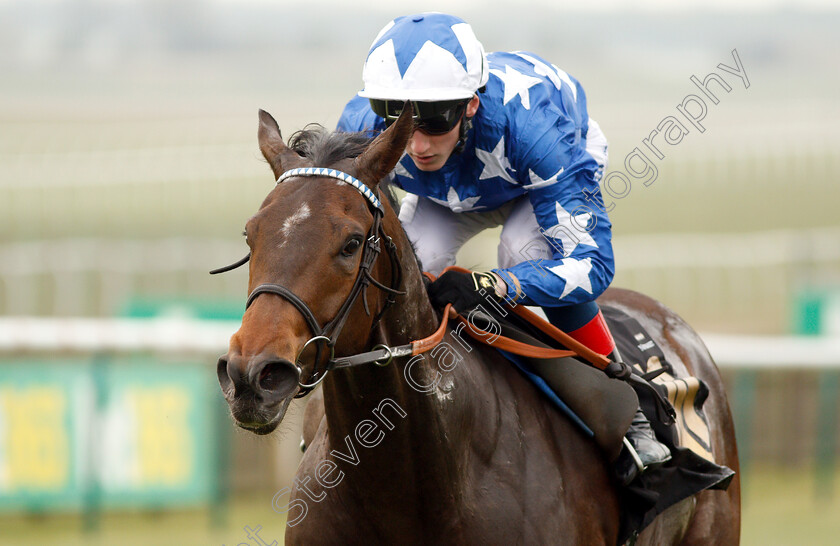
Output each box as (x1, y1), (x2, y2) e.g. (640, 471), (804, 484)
(211, 167), (405, 398)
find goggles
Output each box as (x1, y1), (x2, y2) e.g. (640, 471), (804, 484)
(369, 99), (469, 135)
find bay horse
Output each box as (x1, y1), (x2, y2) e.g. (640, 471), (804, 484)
(216, 107), (741, 545)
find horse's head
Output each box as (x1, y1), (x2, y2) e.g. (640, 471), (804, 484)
(217, 107), (413, 434)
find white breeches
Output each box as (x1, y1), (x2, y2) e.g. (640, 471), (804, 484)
(399, 194), (552, 276)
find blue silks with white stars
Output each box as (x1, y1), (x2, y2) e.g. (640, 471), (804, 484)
(338, 51), (614, 309)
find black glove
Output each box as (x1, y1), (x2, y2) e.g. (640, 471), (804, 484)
(427, 270), (502, 313)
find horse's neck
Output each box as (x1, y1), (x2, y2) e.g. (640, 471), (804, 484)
(319, 218), (496, 498)
(321, 260), (446, 439)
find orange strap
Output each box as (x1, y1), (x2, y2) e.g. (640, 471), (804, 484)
(411, 304), (456, 355)
(413, 267), (611, 370)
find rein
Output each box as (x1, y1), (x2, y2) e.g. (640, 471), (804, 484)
(331, 268), (610, 370)
(210, 164), (613, 389)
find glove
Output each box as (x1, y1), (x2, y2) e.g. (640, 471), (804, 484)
(427, 270), (505, 313)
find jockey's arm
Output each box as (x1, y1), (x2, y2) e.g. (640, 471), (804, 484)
(491, 123), (615, 308)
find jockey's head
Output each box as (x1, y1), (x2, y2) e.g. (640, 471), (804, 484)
(359, 13), (487, 171)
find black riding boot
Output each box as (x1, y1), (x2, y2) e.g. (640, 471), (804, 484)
(614, 406), (673, 485)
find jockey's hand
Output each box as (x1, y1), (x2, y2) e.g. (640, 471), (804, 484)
(427, 270), (506, 314)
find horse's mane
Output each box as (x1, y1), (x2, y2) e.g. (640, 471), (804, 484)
(288, 124), (372, 167)
(288, 124), (425, 272)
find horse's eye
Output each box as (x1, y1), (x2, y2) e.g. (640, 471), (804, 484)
(342, 237), (362, 257)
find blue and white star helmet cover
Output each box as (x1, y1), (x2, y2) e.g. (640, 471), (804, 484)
(358, 13), (489, 101)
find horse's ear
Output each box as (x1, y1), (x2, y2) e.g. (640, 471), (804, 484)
(353, 102), (413, 187)
(258, 109), (302, 179)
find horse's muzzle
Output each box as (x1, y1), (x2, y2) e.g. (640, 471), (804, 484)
(217, 354), (301, 429)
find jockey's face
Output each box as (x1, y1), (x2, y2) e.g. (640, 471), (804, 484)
(406, 95), (480, 172)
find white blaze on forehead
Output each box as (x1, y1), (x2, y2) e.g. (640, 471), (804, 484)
(280, 202), (311, 240)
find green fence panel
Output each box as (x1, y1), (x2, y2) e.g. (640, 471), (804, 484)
(0, 361), (91, 511)
(0, 357), (224, 513)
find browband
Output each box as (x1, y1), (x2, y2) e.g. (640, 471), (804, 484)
(276, 167), (383, 212)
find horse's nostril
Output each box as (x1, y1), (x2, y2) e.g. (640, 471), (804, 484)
(258, 360), (299, 396)
(217, 356), (231, 388)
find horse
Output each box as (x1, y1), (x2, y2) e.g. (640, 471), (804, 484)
(215, 107), (741, 545)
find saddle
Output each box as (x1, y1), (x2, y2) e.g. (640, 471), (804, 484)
(457, 300), (735, 543)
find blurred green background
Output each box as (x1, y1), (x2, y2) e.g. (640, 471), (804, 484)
(1, 1), (839, 544)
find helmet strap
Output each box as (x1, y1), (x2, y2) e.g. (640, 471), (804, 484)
(454, 114), (473, 155)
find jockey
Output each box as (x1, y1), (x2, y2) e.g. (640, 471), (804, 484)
(337, 12), (670, 483)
